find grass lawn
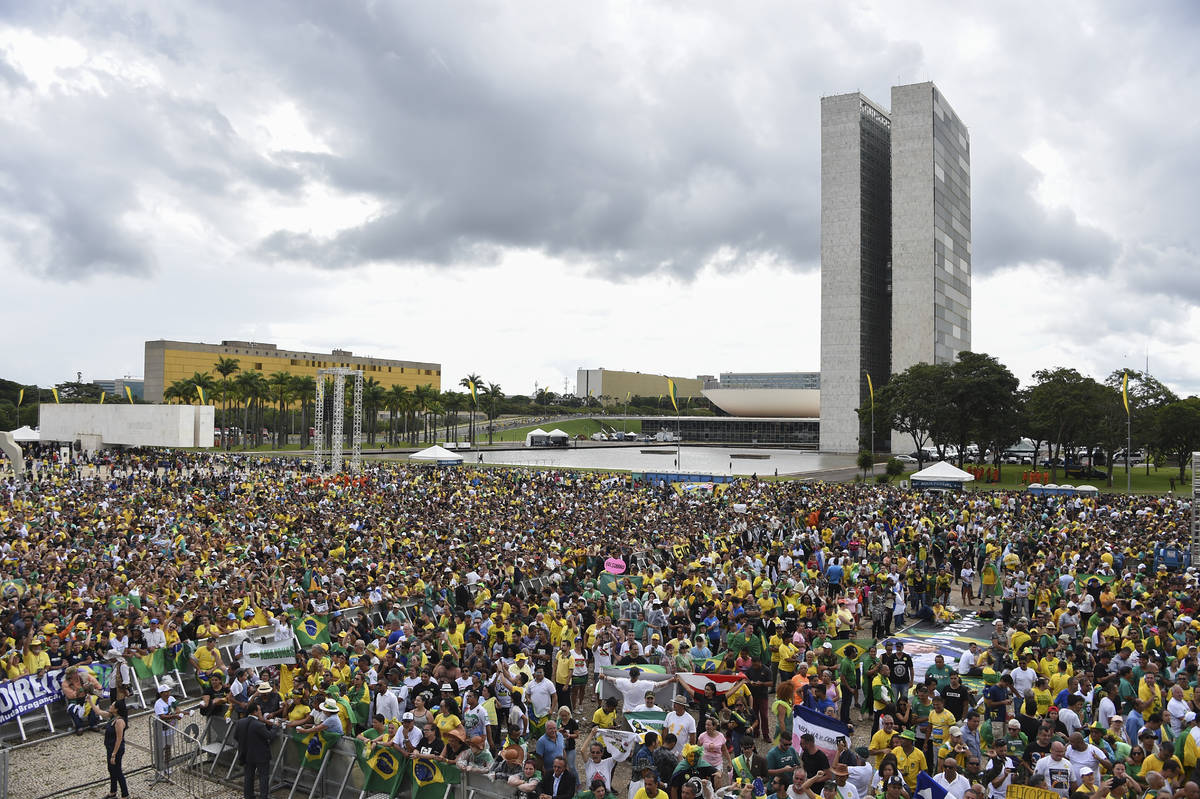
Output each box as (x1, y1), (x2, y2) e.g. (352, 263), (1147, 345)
(491, 418), (642, 442)
(904, 462), (1193, 494)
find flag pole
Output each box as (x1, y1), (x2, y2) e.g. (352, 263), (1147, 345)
(1123, 371), (1131, 494)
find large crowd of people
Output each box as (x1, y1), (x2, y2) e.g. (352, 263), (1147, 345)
(2, 448), (1200, 799)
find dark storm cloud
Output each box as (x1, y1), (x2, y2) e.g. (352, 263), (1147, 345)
(971, 154), (1118, 276)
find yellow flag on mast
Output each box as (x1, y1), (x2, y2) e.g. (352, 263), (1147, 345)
(1122, 372), (1130, 416)
(666, 379), (678, 412)
(866, 372), (875, 408)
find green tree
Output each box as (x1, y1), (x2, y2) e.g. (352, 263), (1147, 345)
(1025, 367), (1097, 483)
(54, 381), (104, 402)
(484, 382), (504, 445)
(944, 352), (1020, 468)
(291, 375), (317, 448)
(1104, 370), (1178, 475)
(385, 385), (410, 445)
(459, 373), (483, 445)
(866, 362), (952, 469)
(363, 378), (386, 445)
(856, 449), (874, 478)
(214, 357), (240, 441)
(267, 371), (293, 448)
(164, 380), (192, 405)
(1156, 397), (1200, 482)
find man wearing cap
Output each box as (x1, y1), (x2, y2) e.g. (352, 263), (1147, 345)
(392, 712), (422, 754)
(664, 695), (697, 758)
(154, 680), (182, 766)
(299, 698), (345, 736)
(891, 730), (927, 789)
(142, 618), (167, 651)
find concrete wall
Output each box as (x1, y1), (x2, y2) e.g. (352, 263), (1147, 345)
(39, 405), (215, 448)
(819, 94), (872, 453)
(575, 369), (704, 403)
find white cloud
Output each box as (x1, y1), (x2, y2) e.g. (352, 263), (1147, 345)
(0, 1), (1198, 399)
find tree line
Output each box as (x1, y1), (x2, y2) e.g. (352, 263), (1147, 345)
(863, 352), (1200, 485)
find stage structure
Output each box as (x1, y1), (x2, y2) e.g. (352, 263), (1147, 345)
(313, 367), (363, 475)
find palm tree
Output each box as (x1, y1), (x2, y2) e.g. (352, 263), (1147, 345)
(189, 371), (217, 405)
(291, 375), (317, 448)
(164, 379), (192, 404)
(413, 384), (436, 444)
(459, 373), (483, 445)
(385, 385), (411, 445)
(267, 371), (293, 448)
(234, 371), (269, 448)
(363, 378), (386, 445)
(484, 382), (504, 445)
(214, 357), (240, 439)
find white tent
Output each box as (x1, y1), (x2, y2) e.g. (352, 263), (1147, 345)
(1077, 485), (1100, 494)
(9, 426), (39, 442)
(409, 445), (463, 465)
(910, 460), (975, 489)
(546, 429), (570, 441)
(524, 428), (549, 447)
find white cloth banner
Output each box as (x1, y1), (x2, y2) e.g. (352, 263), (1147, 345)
(240, 638), (298, 668)
(791, 703), (852, 759)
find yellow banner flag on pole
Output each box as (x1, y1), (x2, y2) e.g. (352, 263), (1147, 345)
(1122, 372), (1129, 416)
(197, 385), (206, 405)
(17, 388), (23, 407)
(468, 380), (477, 405)
(866, 372), (875, 408)
(100, 391), (105, 404)
(125, 385), (134, 404)
(52, 387), (60, 404)
(667, 378), (678, 412)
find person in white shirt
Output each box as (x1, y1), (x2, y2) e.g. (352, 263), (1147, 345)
(1063, 732), (1110, 775)
(984, 739), (1015, 799)
(933, 756), (972, 799)
(958, 643), (980, 676)
(599, 667), (655, 711)
(1032, 742), (1078, 798)
(142, 619), (167, 651)
(392, 712), (423, 754)
(1166, 686), (1190, 736)
(663, 696), (697, 757)
(1011, 656), (1038, 699)
(375, 681), (401, 722)
(524, 669), (557, 720)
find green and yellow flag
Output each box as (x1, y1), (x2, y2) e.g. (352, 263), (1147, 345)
(52, 387), (60, 404)
(866, 372), (875, 408)
(125, 385), (134, 404)
(413, 757), (460, 799)
(17, 388), (23, 407)
(292, 614), (331, 647)
(0, 579), (28, 598)
(130, 649), (167, 680)
(667, 378), (678, 412)
(1122, 372), (1130, 417)
(468, 380), (477, 406)
(293, 730), (340, 769)
(196, 385), (206, 405)
(355, 740), (407, 797)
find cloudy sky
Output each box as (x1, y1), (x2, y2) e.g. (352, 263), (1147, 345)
(2, 1), (1198, 399)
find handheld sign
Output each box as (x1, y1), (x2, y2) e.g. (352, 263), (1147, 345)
(604, 557), (626, 574)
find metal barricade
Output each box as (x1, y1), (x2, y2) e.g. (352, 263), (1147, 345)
(148, 713), (226, 798)
(0, 745), (8, 799)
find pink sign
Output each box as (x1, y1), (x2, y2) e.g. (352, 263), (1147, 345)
(604, 557), (626, 574)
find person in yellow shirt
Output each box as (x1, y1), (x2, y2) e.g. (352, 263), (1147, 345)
(191, 636), (225, 677)
(1138, 672), (1163, 716)
(891, 730), (928, 788)
(927, 693), (957, 753)
(23, 637), (51, 674)
(777, 638), (799, 684)
(869, 716), (900, 767)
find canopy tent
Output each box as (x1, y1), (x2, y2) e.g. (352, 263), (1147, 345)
(9, 426), (39, 442)
(409, 445), (463, 465)
(910, 460), (975, 490)
(524, 428), (550, 448)
(546, 429), (570, 444)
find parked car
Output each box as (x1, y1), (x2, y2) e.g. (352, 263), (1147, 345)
(590, 432), (608, 441)
(893, 454), (918, 465)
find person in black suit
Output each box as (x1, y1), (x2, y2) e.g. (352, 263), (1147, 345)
(538, 755), (577, 799)
(234, 696), (276, 799)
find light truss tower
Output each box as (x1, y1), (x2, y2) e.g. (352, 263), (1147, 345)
(312, 367), (364, 475)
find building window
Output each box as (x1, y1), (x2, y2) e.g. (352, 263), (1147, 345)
(254, 362), (262, 370)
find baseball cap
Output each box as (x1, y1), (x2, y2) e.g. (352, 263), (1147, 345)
(1080, 767), (1094, 776)
(402, 712), (414, 721)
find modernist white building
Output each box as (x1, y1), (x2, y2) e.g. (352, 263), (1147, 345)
(819, 81), (971, 454)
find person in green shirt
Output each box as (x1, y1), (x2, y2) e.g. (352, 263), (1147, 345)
(838, 645), (861, 724)
(926, 655), (954, 695)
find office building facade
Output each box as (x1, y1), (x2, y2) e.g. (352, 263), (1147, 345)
(144, 340), (440, 403)
(819, 82), (970, 454)
(819, 92), (893, 453)
(574, 368), (704, 405)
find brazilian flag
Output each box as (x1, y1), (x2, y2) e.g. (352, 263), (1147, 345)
(355, 739), (407, 797)
(833, 638), (875, 659)
(130, 649), (167, 680)
(293, 730), (340, 769)
(108, 594), (130, 612)
(172, 641), (194, 673)
(293, 614), (330, 647)
(413, 758), (460, 799)
(301, 569), (318, 592)
(0, 579), (27, 599)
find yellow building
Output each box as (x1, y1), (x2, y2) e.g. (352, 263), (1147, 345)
(574, 368), (704, 406)
(144, 339), (440, 403)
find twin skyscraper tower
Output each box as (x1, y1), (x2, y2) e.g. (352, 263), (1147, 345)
(818, 82), (971, 454)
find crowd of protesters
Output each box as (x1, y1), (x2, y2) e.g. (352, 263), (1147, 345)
(2, 449), (1199, 799)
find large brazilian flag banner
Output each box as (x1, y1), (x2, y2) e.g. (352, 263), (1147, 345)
(355, 739), (407, 798)
(292, 614), (331, 647)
